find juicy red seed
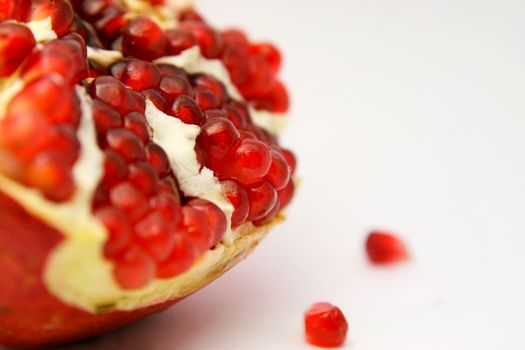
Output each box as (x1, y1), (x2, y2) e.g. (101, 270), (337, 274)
(102, 150), (127, 188)
(142, 89), (168, 111)
(80, 0), (111, 19)
(280, 148), (296, 174)
(239, 56), (275, 98)
(128, 89), (146, 114)
(106, 128), (146, 162)
(122, 16), (167, 60)
(109, 181), (148, 221)
(120, 59), (161, 91)
(221, 180), (249, 227)
(277, 179), (295, 209)
(250, 43), (282, 73)
(165, 28), (197, 55)
(246, 181), (278, 222)
(23, 152), (75, 202)
(179, 21), (223, 59)
(253, 200), (280, 227)
(150, 192), (181, 225)
(194, 75), (226, 102)
(113, 245), (156, 289)
(304, 303), (348, 348)
(157, 64), (187, 78)
(43, 35), (89, 83)
(145, 143), (171, 176)
(134, 211), (175, 262)
(110, 61), (126, 80)
(264, 149), (291, 190)
(21, 49), (70, 85)
(252, 81), (289, 113)
(366, 231), (408, 264)
(91, 76), (134, 115)
(188, 199), (227, 245)
(123, 112), (150, 144)
(222, 29), (249, 49)
(0, 111), (51, 159)
(159, 75), (194, 101)
(95, 206), (133, 258)
(47, 125), (81, 165)
(158, 176), (179, 195)
(156, 233), (198, 278)
(92, 100), (122, 136)
(0, 23), (36, 77)
(197, 117), (240, 166)
(204, 109), (227, 120)
(179, 8), (205, 22)
(178, 205), (214, 254)
(219, 138), (272, 185)
(128, 162), (158, 196)
(194, 87), (220, 110)
(27, 0), (74, 37)
(95, 7), (126, 43)
(222, 105), (249, 129)
(0, 0), (30, 21)
(171, 95), (205, 125)
(221, 46), (249, 85)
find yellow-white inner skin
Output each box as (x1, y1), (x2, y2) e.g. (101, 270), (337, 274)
(0, 10), (289, 313)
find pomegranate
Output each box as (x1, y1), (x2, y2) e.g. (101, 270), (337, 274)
(0, 1), (296, 348)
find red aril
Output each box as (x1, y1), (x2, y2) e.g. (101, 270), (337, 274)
(366, 231), (408, 264)
(0, 23), (35, 77)
(304, 303), (348, 348)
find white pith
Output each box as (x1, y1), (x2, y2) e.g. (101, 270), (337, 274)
(0, 14), (288, 312)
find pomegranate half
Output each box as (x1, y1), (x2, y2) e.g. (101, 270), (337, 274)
(0, 0), (296, 348)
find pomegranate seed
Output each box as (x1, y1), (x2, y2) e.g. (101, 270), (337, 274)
(134, 211), (175, 262)
(142, 89), (168, 111)
(304, 303), (348, 348)
(114, 245), (156, 289)
(95, 7), (126, 43)
(277, 178), (295, 209)
(366, 231), (408, 264)
(157, 176), (180, 198)
(110, 61), (126, 80)
(109, 181), (148, 221)
(194, 75), (227, 102)
(95, 206), (133, 258)
(180, 21), (223, 59)
(120, 59), (161, 91)
(157, 64), (187, 78)
(246, 181), (278, 221)
(0, 0), (30, 21)
(219, 138), (272, 185)
(197, 117), (240, 166)
(188, 199), (227, 245)
(252, 81), (289, 113)
(106, 128), (146, 162)
(264, 149), (291, 191)
(0, 112), (51, 159)
(194, 87), (220, 110)
(23, 152), (75, 201)
(123, 112), (150, 144)
(91, 76), (134, 115)
(223, 103), (250, 129)
(250, 43), (282, 73)
(122, 16), (167, 60)
(128, 89), (147, 114)
(221, 180), (249, 227)
(27, 0), (74, 37)
(92, 100), (122, 137)
(47, 125), (81, 166)
(280, 148), (296, 174)
(165, 28), (197, 55)
(145, 143), (171, 176)
(150, 192), (181, 225)
(128, 162), (158, 196)
(222, 29), (249, 49)
(170, 95), (205, 125)
(156, 233), (198, 278)
(204, 109), (228, 121)
(221, 46), (249, 85)
(0, 23), (36, 77)
(239, 56), (275, 99)
(253, 200), (280, 227)
(101, 150), (127, 189)
(179, 9), (205, 23)
(80, 0), (111, 19)
(178, 205), (214, 254)
(42, 34), (89, 83)
(159, 75), (194, 101)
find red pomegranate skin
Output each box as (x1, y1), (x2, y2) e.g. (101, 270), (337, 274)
(0, 189), (181, 349)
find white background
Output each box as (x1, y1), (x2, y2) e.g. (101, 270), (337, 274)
(55, 0), (525, 349)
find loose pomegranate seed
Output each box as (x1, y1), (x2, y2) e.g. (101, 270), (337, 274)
(165, 28), (197, 55)
(198, 117), (240, 163)
(142, 89), (168, 112)
(128, 162), (158, 196)
(159, 75), (194, 101)
(91, 76), (134, 115)
(264, 149), (291, 191)
(95, 206), (132, 258)
(106, 128), (146, 162)
(250, 43), (282, 73)
(366, 231), (408, 264)
(170, 95), (205, 125)
(221, 180), (249, 227)
(178, 205), (214, 254)
(123, 112), (151, 144)
(188, 199), (227, 245)
(219, 138), (272, 185)
(277, 180), (295, 209)
(134, 211), (175, 262)
(27, 0), (74, 37)
(179, 21), (223, 59)
(156, 233), (198, 278)
(93, 100), (122, 137)
(304, 303), (348, 348)
(122, 16), (167, 60)
(113, 245), (156, 289)
(246, 181), (278, 221)
(109, 181), (148, 222)
(120, 59), (161, 91)
(145, 143), (171, 176)
(0, 23), (36, 77)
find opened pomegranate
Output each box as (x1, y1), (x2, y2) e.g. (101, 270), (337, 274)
(0, 1), (296, 348)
